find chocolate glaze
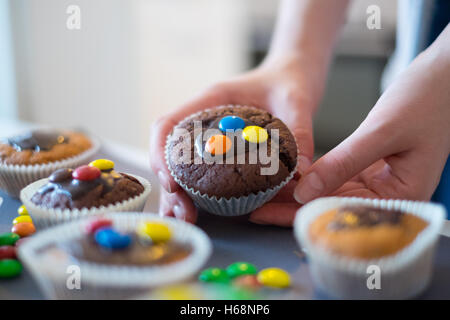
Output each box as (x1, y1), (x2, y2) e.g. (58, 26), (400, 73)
(329, 206), (403, 230)
(39, 168), (123, 200)
(7, 130), (69, 152)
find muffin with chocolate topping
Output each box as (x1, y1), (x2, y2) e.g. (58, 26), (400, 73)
(165, 105), (298, 216)
(0, 129), (99, 197)
(295, 197), (446, 299)
(20, 159), (151, 228)
(18, 213), (211, 299)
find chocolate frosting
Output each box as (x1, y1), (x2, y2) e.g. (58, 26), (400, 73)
(328, 206), (403, 230)
(7, 130), (69, 152)
(39, 168), (123, 200)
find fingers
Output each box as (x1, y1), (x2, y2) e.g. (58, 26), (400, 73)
(294, 121), (401, 204)
(249, 202), (299, 227)
(149, 83), (233, 193)
(159, 188), (198, 224)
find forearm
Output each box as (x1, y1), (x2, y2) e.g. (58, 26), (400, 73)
(266, 0), (350, 65)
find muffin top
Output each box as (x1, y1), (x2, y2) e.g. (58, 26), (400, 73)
(42, 218), (191, 267)
(0, 129), (92, 165)
(308, 205), (428, 259)
(30, 159), (144, 210)
(166, 106), (298, 198)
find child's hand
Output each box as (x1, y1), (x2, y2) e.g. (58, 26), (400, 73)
(150, 56), (324, 224)
(294, 27), (450, 205)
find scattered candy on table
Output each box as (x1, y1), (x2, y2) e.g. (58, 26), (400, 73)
(13, 215), (32, 225)
(257, 267), (291, 288)
(226, 261), (258, 278)
(242, 126), (269, 144)
(89, 159), (115, 171)
(17, 205), (28, 216)
(85, 218), (113, 235)
(137, 221), (172, 243)
(198, 268), (230, 283)
(232, 275), (261, 290)
(0, 246), (17, 259)
(0, 259), (22, 278)
(11, 222), (36, 238)
(72, 165), (101, 181)
(219, 116), (246, 132)
(205, 135), (232, 156)
(0, 232), (20, 246)
(199, 262), (291, 291)
(94, 228), (131, 250)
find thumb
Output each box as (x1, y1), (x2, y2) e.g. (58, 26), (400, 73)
(293, 121), (398, 203)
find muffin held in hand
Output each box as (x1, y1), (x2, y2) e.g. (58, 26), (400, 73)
(166, 105), (298, 216)
(0, 129), (99, 197)
(20, 159), (151, 228)
(309, 205), (428, 259)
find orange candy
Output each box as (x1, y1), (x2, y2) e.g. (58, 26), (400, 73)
(11, 222), (36, 237)
(205, 135), (232, 155)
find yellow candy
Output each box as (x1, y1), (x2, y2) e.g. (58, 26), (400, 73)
(242, 126), (268, 144)
(257, 268), (291, 288)
(13, 215), (33, 225)
(137, 222), (171, 243)
(18, 205), (28, 216)
(89, 159), (115, 171)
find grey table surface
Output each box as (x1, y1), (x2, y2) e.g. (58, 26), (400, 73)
(1, 153), (449, 299)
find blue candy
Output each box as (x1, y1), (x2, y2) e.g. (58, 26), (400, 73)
(218, 116), (246, 132)
(94, 227), (131, 250)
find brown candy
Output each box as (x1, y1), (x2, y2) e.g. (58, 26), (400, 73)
(49, 168), (73, 183)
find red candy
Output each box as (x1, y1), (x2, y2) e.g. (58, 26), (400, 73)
(0, 246), (17, 259)
(85, 218), (113, 235)
(72, 165), (101, 181)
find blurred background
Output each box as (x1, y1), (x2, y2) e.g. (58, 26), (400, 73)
(0, 0), (397, 156)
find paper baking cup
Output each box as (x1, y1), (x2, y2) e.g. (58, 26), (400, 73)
(18, 212), (212, 299)
(294, 197), (446, 299)
(0, 135), (100, 198)
(20, 174), (151, 229)
(165, 105), (298, 216)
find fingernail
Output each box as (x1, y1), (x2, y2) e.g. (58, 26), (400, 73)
(158, 171), (172, 193)
(173, 204), (185, 219)
(294, 172), (324, 204)
(298, 156), (312, 175)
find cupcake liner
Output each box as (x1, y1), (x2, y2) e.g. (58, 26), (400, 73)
(294, 197), (446, 299)
(18, 212), (212, 299)
(20, 174), (151, 229)
(165, 105), (299, 216)
(0, 134), (100, 198)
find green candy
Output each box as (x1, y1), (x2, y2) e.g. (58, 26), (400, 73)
(0, 232), (20, 246)
(226, 262), (258, 278)
(198, 268), (230, 283)
(0, 259), (22, 278)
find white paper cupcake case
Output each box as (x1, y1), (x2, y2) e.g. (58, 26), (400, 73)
(18, 212), (212, 299)
(165, 105), (298, 216)
(20, 174), (151, 229)
(294, 197), (446, 300)
(0, 135), (100, 198)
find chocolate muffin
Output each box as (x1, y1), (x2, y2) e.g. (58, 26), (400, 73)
(30, 160), (145, 210)
(166, 106), (297, 199)
(0, 129), (93, 165)
(308, 205), (428, 259)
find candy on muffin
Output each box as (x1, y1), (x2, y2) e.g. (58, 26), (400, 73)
(295, 197), (446, 299)
(17, 213), (212, 299)
(165, 105), (298, 216)
(20, 159), (151, 228)
(0, 129), (99, 197)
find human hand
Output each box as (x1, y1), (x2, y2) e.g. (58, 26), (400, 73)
(151, 55), (325, 225)
(294, 30), (450, 204)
